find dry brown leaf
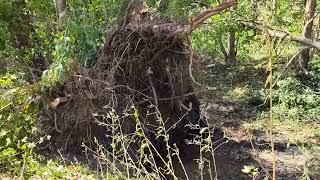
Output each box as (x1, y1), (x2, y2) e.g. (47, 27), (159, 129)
(50, 97), (69, 109)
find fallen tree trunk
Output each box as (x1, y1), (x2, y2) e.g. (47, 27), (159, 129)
(242, 21), (320, 50)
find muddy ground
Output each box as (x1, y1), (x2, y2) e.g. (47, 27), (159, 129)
(168, 61), (320, 180)
(40, 100), (317, 180)
(172, 100), (315, 180)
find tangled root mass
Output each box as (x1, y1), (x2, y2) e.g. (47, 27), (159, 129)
(39, 20), (207, 156)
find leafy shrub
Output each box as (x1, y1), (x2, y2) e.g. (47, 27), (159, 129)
(256, 75), (320, 122)
(41, 0), (111, 88)
(0, 79), (39, 175)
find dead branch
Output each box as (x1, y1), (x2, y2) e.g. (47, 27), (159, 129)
(118, 0), (135, 30)
(178, 0), (237, 39)
(187, 37), (202, 86)
(242, 21), (320, 49)
(191, 0), (237, 29)
(179, 101), (192, 112)
(147, 69), (158, 108)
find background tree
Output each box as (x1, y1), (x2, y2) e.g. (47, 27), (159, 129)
(298, 0), (317, 74)
(226, 5), (237, 65)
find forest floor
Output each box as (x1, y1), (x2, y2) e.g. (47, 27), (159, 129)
(175, 61), (320, 180)
(174, 100), (316, 180)
(3, 61), (318, 180)
(32, 61), (319, 180)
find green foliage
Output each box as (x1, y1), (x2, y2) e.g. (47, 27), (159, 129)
(0, 0), (56, 80)
(0, 85), (38, 175)
(0, 1), (24, 73)
(67, 2), (106, 66)
(192, 0), (255, 61)
(273, 0), (304, 34)
(0, 75), (100, 179)
(0, 0), (119, 177)
(26, 0), (57, 60)
(41, 0), (111, 88)
(41, 34), (71, 88)
(255, 75), (320, 123)
(163, 0), (194, 22)
(0, 0), (27, 45)
(27, 159), (97, 179)
(274, 77), (320, 109)
(310, 56), (320, 72)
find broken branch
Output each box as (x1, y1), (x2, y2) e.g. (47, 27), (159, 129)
(242, 21), (320, 49)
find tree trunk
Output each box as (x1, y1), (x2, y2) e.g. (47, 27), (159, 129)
(219, 37), (228, 62)
(298, 0), (316, 74)
(311, 15), (320, 59)
(227, 29), (237, 65)
(54, 0), (67, 20)
(116, 0), (144, 29)
(227, 5), (237, 65)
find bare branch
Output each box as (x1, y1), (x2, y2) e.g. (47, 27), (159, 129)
(179, 0), (237, 38)
(242, 21), (320, 49)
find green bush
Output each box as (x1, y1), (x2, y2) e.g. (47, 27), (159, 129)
(0, 80), (39, 175)
(256, 75), (320, 122)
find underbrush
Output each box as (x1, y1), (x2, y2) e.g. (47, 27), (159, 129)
(249, 61), (320, 139)
(273, 76), (320, 122)
(245, 63), (320, 178)
(0, 1), (112, 178)
(0, 75), (99, 179)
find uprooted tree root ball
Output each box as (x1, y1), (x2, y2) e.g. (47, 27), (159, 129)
(37, 2), (237, 171)
(38, 21), (207, 156)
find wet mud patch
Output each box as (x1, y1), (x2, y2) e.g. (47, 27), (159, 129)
(183, 101), (320, 180)
(172, 127), (316, 180)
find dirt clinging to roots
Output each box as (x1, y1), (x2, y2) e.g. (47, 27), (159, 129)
(39, 20), (205, 154)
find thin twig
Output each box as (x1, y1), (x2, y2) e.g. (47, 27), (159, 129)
(188, 37), (202, 86)
(147, 70), (158, 108)
(54, 112), (62, 133)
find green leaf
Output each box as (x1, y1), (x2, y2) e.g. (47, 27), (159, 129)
(0, 129), (8, 137)
(5, 137), (11, 146)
